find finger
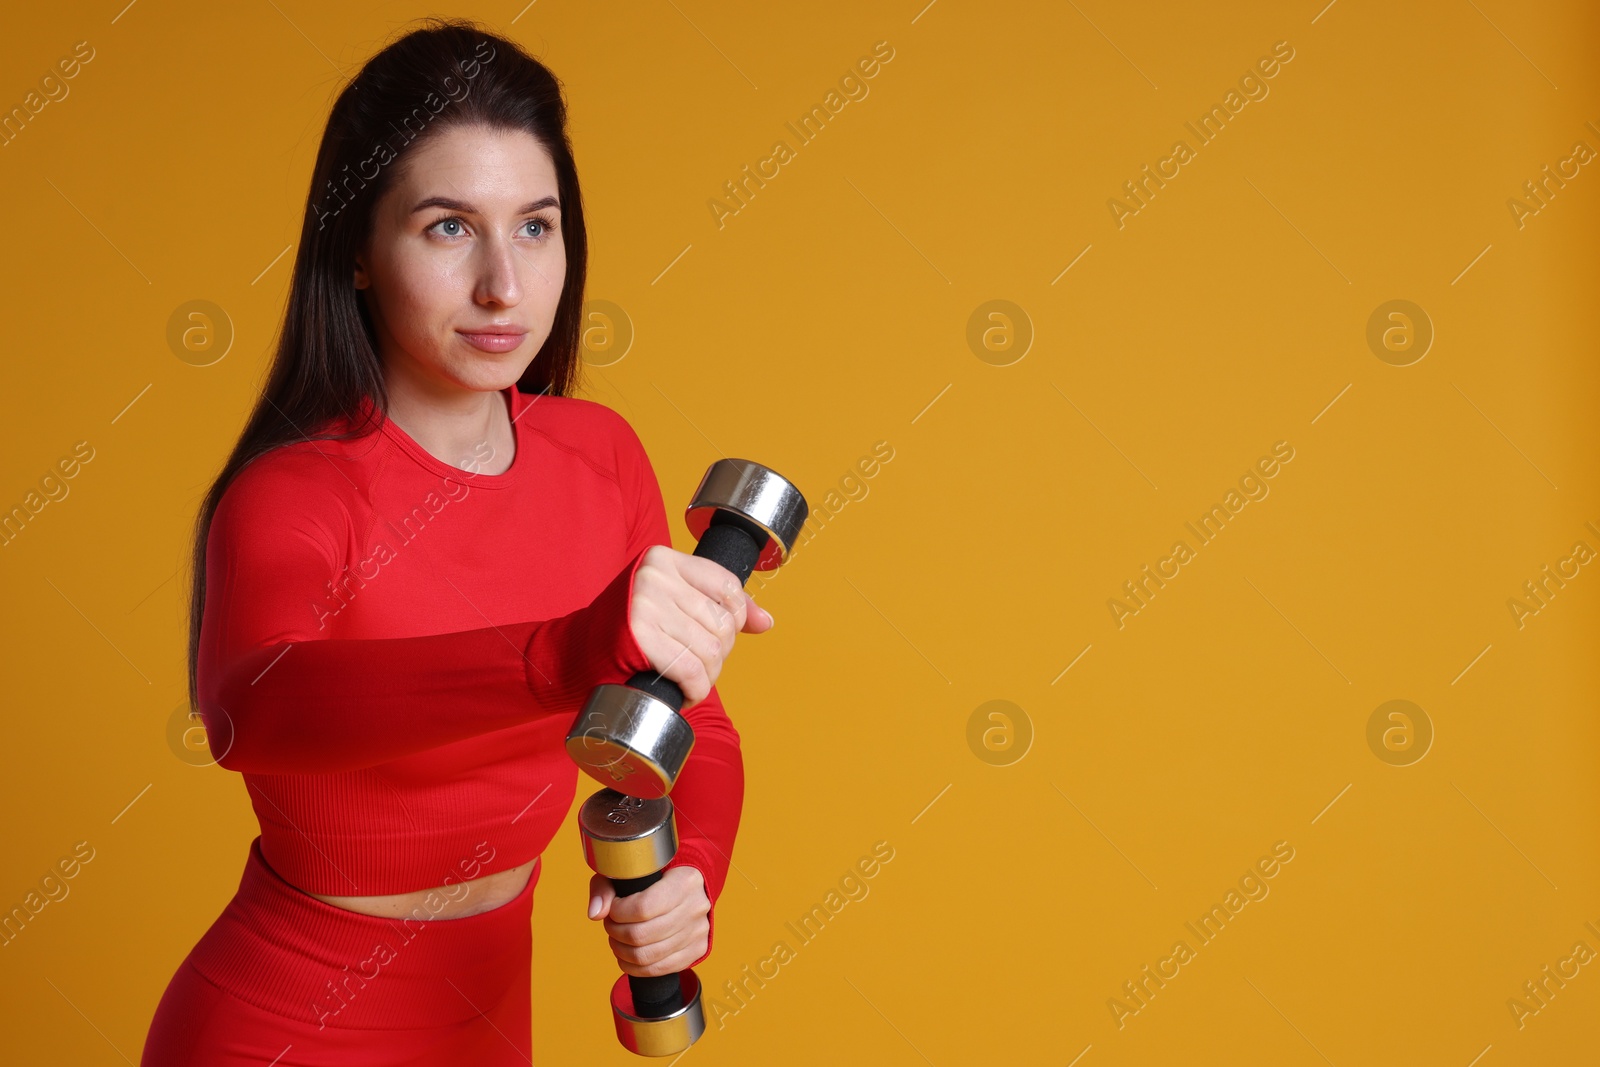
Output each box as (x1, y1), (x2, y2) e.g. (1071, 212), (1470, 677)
(660, 589), (740, 699)
(682, 583), (740, 663)
(606, 877), (690, 927)
(587, 873), (616, 922)
(605, 888), (706, 948)
(641, 618), (714, 704)
(640, 556), (753, 696)
(628, 584), (714, 702)
(606, 865), (706, 928)
(613, 938), (693, 976)
(674, 554), (753, 612)
(669, 561), (746, 650)
(609, 916), (703, 968)
(739, 591), (774, 634)
(612, 920), (710, 977)
(608, 903), (704, 957)
(691, 562), (774, 636)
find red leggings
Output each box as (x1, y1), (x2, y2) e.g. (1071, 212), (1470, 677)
(140, 837), (536, 1066)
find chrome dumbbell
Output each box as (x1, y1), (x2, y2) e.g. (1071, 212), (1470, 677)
(579, 789), (704, 1057)
(569, 457), (806, 1057)
(565, 458), (807, 799)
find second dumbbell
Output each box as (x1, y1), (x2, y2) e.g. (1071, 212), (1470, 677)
(579, 788), (705, 1057)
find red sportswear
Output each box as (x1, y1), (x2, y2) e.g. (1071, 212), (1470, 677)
(196, 384), (742, 966)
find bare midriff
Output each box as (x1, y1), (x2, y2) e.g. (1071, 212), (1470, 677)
(298, 856), (539, 920)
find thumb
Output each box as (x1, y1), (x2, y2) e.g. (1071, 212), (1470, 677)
(741, 593), (774, 633)
(587, 874), (615, 921)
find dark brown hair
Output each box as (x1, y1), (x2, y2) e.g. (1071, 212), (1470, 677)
(185, 17), (588, 711)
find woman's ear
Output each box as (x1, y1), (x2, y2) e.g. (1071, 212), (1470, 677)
(353, 250), (369, 290)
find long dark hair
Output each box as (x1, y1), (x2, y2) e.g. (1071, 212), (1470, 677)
(185, 17), (588, 712)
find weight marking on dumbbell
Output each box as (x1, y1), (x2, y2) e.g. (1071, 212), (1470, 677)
(604, 795), (648, 826)
(602, 759), (639, 783)
(573, 710), (635, 773)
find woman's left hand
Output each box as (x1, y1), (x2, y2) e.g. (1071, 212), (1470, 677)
(587, 865), (710, 977)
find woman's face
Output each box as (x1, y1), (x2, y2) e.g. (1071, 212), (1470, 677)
(354, 123), (567, 394)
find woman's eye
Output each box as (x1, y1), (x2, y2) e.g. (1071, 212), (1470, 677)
(429, 217), (549, 239)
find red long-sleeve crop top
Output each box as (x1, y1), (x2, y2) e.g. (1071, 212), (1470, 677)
(196, 384), (743, 965)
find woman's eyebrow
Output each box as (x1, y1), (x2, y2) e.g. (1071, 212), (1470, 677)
(410, 195), (561, 215)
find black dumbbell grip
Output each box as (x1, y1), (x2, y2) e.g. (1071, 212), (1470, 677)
(625, 510), (769, 712)
(612, 869), (686, 1017)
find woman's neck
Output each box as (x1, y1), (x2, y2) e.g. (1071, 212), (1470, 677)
(381, 368), (517, 475)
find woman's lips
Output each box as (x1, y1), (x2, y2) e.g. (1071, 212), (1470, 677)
(458, 330), (527, 353)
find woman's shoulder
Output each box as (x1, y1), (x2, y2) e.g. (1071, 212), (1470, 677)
(213, 436), (364, 545)
(518, 392), (648, 481)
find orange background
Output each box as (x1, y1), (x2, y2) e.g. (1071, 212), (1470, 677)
(1, 1), (1597, 1064)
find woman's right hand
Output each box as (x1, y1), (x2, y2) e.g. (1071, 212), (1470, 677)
(626, 544), (774, 707)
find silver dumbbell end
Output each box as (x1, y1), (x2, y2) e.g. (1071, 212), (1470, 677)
(684, 458), (809, 571)
(610, 970), (705, 1057)
(565, 684), (695, 799)
(578, 789), (678, 879)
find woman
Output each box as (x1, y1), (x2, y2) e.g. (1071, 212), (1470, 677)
(141, 18), (770, 1065)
